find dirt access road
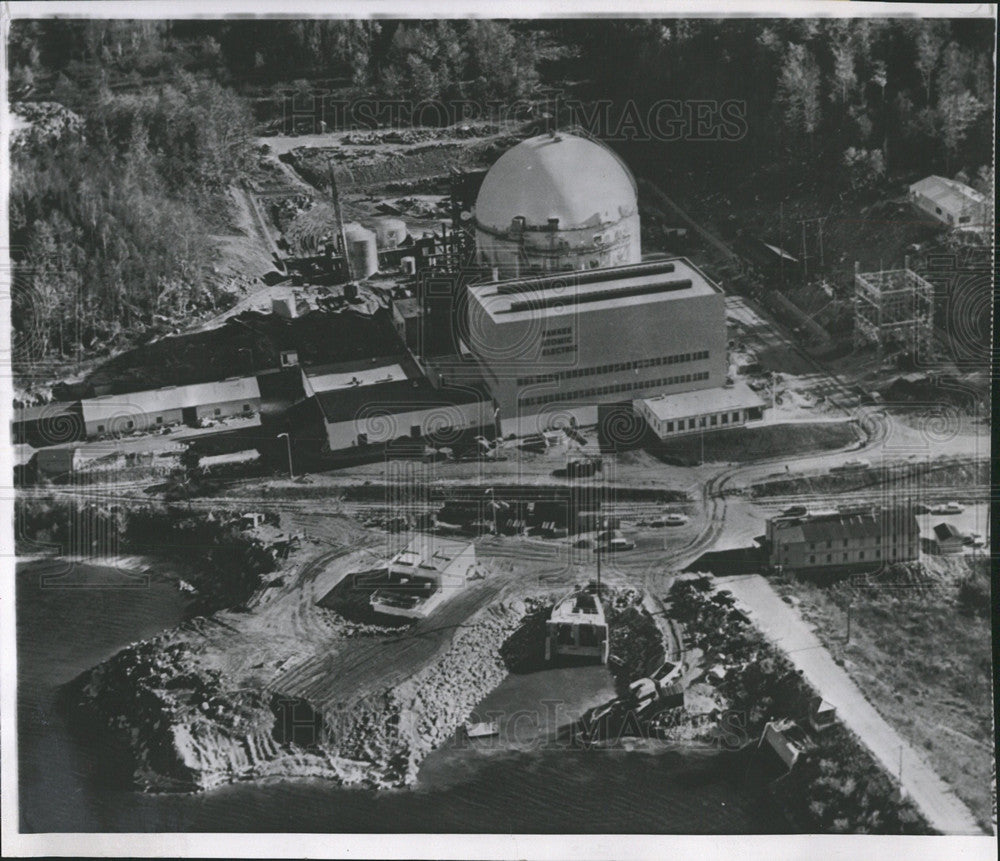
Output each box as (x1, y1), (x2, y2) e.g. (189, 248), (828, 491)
(720, 573), (984, 835)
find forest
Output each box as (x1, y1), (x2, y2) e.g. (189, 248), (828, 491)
(7, 18), (995, 376)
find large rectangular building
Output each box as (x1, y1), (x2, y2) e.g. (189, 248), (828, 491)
(465, 259), (728, 435)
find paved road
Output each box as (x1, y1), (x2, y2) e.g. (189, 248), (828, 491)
(720, 573), (983, 835)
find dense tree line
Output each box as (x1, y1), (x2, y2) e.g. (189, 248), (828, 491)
(556, 18), (992, 183)
(16, 498), (276, 612)
(9, 19), (542, 104)
(10, 73), (254, 366)
(8, 18), (992, 370)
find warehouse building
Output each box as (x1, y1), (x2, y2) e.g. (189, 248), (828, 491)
(765, 506), (920, 573)
(80, 376), (261, 438)
(12, 401), (84, 446)
(286, 353), (492, 455)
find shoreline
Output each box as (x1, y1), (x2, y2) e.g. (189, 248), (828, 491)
(60, 584), (715, 797)
(63, 597), (535, 794)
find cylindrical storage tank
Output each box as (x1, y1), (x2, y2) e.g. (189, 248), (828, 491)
(343, 224), (378, 279)
(375, 218), (408, 249)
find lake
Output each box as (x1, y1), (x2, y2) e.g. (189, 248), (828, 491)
(16, 559), (787, 833)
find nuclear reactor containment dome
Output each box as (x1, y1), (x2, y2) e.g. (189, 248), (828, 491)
(474, 132), (641, 275)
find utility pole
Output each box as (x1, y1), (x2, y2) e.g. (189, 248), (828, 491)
(779, 201), (785, 289)
(596, 540), (602, 596)
(845, 601), (852, 643)
(277, 432), (293, 479)
(801, 220), (808, 281)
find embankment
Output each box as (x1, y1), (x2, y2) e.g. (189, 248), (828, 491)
(65, 598), (538, 792)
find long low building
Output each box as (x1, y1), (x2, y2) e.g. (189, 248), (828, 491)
(766, 506), (920, 573)
(315, 377), (492, 451)
(80, 377), (261, 438)
(636, 380), (766, 439)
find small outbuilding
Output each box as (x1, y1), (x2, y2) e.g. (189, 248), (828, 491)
(908, 175), (988, 228)
(932, 522), (965, 555)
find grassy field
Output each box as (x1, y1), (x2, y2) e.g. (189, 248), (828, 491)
(750, 458), (990, 499)
(770, 558), (994, 830)
(650, 420), (858, 465)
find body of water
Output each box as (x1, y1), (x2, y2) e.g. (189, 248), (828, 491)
(17, 559), (786, 833)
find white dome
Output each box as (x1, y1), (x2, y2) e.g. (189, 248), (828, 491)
(474, 133), (638, 233)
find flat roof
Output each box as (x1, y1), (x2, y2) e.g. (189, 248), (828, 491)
(13, 402), (79, 423)
(423, 353), (491, 387)
(304, 354), (418, 395)
(639, 380), (765, 421)
(391, 535), (473, 570)
(80, 377), (260, 423)
(468, 258), (720, 323)
(550, 590), (607, 624)
(314, 376), (490, 425)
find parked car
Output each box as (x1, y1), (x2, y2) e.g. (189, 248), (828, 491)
(663, 513), (688, 526)
(598, 536), (636, 552)
(830, 458), (870, 472)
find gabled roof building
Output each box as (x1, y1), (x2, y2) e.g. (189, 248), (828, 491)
(766, 506), (920, 573)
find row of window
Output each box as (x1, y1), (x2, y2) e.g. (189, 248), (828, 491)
(809, 551), (878, 564)
(519, 371), (711, 407)
(808, 536), (884, 550)
(517, 350), (711, 387)
(655, 410), (742, 434)
(93, 404), (253, 434)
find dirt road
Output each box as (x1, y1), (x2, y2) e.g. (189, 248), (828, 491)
(720, 573), (984, 835)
